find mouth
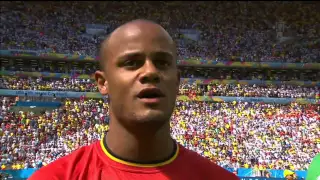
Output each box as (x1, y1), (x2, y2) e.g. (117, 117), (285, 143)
(137, 88), (165, 104)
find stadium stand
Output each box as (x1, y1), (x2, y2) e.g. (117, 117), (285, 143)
(1, 1), (319, 61)
(0, 1), (319, 180)
(1, 76), (319, 99)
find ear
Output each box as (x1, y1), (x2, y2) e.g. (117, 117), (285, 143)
(95, 70), (108, 95)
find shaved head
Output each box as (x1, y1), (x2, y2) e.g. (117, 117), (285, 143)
(99, 19), (176, 71)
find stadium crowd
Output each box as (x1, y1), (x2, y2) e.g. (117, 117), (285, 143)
(1, 1), (319, 62)
(0, 77), (98, 92)
(181, 83), (319, 99)
(1, 76), (319, 99)
(0, 96), (319, 171)
(0, 1), (319, 178)
(2, 65), (320, 81)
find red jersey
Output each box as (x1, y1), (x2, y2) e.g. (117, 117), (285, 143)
(29, 138), (239, 180)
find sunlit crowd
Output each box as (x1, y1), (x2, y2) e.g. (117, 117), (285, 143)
(1, 1), (319, 62)
(1, 76), (319, 99)
(0, 2), (319, 178)
(0, 96), (319, 171)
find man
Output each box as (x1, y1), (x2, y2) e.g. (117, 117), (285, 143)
(29, 19), (239, 180)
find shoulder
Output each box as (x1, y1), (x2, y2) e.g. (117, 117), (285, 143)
(28, 155), (69, 180)
(179, 145), (239, 179)
(29, 142), (98, 180)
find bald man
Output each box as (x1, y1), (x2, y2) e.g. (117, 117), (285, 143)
(29, 20), (239, 180)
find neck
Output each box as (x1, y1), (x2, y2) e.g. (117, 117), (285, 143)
(106, 121), (174, 164)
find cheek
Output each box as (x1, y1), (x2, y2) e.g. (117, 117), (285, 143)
(109, 78), (132, 100)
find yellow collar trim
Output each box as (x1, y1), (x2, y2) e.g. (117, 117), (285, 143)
(100, 138), (179, 168)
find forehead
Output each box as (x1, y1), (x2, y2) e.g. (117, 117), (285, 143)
(107, 25), (175, 63)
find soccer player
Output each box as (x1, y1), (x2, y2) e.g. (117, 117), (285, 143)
(29, 19), (239, 180)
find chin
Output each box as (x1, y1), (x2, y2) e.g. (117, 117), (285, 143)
(129, 109), (171, 129)
(137, 109), (168, 122)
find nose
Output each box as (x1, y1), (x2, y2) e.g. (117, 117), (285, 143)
(139, 60), (160, 84)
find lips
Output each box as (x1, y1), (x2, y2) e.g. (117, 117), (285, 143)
(137, 88), (165, 99)
(137, 88), (165, 104)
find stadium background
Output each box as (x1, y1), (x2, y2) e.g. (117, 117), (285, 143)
(0, 1), (319, 180)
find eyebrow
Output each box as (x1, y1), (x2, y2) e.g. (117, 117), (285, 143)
(117, 51), (144, 61)
(117, 50), (174, 61)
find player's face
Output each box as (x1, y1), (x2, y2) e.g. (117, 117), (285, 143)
(98, 27), (179, 129)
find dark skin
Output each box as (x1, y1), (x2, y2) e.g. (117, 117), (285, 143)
(95, 20), (180, 163)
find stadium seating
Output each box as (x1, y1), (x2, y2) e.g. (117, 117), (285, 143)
(1, 97), (319, 171)
(1, 76), (319, 99)
(0, 1), (319, 179)
(1, 2), (319, 62)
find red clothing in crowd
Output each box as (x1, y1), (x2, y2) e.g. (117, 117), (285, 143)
(29, 138), (239, 180)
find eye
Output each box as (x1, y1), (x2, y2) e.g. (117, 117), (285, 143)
(155, 59), (171, 68)
(151, 52), (173, 69)
(123, 60), (140, 67)
(121, 54), (145, 69)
